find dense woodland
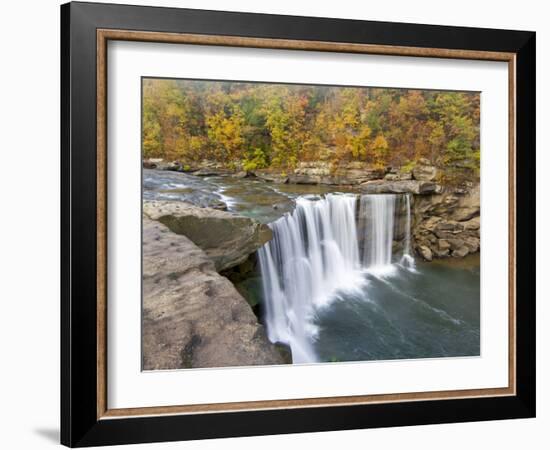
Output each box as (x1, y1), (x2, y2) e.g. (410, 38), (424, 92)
(143, 79), (480, 182)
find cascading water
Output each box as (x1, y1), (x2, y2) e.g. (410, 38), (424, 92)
(400, 194), (415, 269)
(258, 192), (414, 363)
(359, 194), (396, 274)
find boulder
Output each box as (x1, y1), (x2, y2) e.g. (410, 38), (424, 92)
(360, 180), (438, 195)
(452, 184), (480, 221)
(143, 200), (272, 272)
(463, 236), (480, 253)
(452, 246), (470, 258)
(463, 216), (481, 231)
(142, 218), (284, 370)
(143, 159), (183, 171)
(253, 170), (289, 184)
(417, 245), (433, 261)
(192, 168), (232, 176)
(446, 238), (466, 251)
(412, 162), (438, 181)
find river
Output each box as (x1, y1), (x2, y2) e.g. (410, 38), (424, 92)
(144, 168), (480, 364)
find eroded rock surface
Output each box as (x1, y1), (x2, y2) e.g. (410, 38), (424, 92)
(412, 184), (480, 260)
(142, 218), (284, 370)
(360, 179), (438, 195)
(289, 161), (384, 185)
(143, 200), (272, 271)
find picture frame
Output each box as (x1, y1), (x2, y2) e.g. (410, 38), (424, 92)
(60, 1), (536, 447)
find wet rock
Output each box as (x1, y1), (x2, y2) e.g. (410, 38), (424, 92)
(142, 218), (284, 370)
(452, 246), (470, 258)
(253, 170), (289, 184)
(143, 200), (272, 272)
(143, 159), (183, 171)
(433, 248), (450, 258)
(417, 245), (433, 261)
(192, 168), (232, 176)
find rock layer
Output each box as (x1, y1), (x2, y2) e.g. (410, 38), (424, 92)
(412, 184), (480, 260)
(289, 161), (384, 185)
(360, 179), (438, 195)
(142, 218), (284, 370)
(143, 200), (272, 271)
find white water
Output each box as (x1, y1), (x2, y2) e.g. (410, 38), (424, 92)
(258, 192), (414, 363)
(400, 194), (416, 269)
(359, 194), (396, 275)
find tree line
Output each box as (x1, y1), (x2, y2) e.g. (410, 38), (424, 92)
(143, 78), (480, 182)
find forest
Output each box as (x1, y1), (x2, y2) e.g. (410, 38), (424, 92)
(142, 78), (480, 183)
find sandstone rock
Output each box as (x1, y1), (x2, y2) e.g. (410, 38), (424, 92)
(452, 246), (470, 258)
(433, 220), (464, 239)
(463, 236), (480, 253)
(412, 163), (438, 181)
(417, 245), (433, 261)
(463, 216), (480, 231)
(253, 170), (289, 184)
(360, 180), (438, 195)
(384, 171), (413, 181)
(433, 248), (450, 258)
(142, 218), (284, 370)
(446, 238), (465, 251)
(192, 167), (232, 176)
(452, 184), (480, 221)
(143, 159), (183, 171)
(438, 239), (451, 251)
(421, 216), (443, 232)
(290, 161), (384, 185)
(143, 200), (272, 272)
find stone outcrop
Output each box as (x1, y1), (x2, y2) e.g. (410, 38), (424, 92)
(253, 170), (289, 184)
(360, 179), (439, 195)
(412, 184), (480, 260)
(412, 158), (439, 181)
(143, 200), (272, 272)
(142, 218), (284, 370)
(289, 161), (384, 185)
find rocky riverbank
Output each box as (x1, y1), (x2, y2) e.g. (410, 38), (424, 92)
(143, 158), (480, 261)
(142, 204), (285, 370)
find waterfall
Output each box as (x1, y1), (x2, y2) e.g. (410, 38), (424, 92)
(257, 194), (364, 363)
(258, 192), (414, 363)
(359, 194), (396, 274)
(400, 193), (415, 269)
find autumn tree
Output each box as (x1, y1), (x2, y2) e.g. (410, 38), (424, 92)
(142, 79), (480, 184)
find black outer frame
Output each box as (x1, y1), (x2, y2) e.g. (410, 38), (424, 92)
(60, 1), (536, 447)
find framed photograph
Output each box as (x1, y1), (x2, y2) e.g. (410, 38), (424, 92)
(61, 1), (536, 447)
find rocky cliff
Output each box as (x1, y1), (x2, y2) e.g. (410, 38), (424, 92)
(412, 183), (480, 260)
(142, 217), (284, 370)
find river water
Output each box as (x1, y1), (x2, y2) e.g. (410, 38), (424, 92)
(143, 169), (480, 363)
